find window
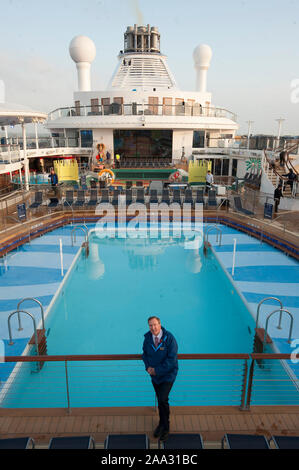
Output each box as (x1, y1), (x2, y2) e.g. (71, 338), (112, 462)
(80, 130), (93, 148)
(90, 98), (99, 114)
(193, 131), (205, 148)
(75, 100), (81, 116)
(163, 97), (172, 115)
(232, 158), (238, 177)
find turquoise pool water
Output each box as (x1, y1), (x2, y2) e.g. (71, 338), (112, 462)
(2, 232), (298, 408)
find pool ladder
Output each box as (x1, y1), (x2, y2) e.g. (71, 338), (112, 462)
(253, 297), (294, 355)
(203, 225), (222, 255)
(7, 298), (47, 371)
(71, 224), (89, 257)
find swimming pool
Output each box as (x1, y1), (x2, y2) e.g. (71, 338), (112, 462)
(1, 227), (298, 408)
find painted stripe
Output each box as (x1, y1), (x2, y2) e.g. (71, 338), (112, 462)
(227, 266), (299, 283)
(0, 266), (63, 286)
(235, 281), (299, 297)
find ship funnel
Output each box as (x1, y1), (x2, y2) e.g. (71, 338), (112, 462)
(69, 35), (96, 91)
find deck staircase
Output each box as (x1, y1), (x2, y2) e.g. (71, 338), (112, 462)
(262, 143), (298, 197)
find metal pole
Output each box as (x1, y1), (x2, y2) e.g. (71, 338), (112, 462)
(240, 359), (248, 411)
(232, 238), (237, 276)
(245, 359), (255, 410)
(65, 360), (71, 414)
(60, 238), (64, 276)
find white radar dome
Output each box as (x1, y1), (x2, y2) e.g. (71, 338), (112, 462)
(193, 44), (212, 67)
(69, 35), (96, 63)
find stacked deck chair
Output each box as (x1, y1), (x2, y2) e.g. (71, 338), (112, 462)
(125, 189), (133, 205)
(136, 188), (145, 204)
(172, 189), (182, 205)
(29, 191), (43, 209)
(48, 436), (95, 449)
(0, 437), (35, 449)
(63, 190), (74, 207)
(194, 188), (204, 205)
(104, 434), (149, 449)
(87, 189), (98, 206)
(74, 190), (85, 208)
(222, 434), (270, 449)
(207, 189), (217, 208)
(100, 189), (110, 204)
(149, 189), (159, 204)
(111, 188), (121, 206)
(233, 196), (254, 216)
(161, 189), (170, 204)
(159, 434), (204, 450)
(184, 188), (194, 207)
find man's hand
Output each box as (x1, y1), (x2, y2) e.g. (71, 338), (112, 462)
(147, 367), (156, 376)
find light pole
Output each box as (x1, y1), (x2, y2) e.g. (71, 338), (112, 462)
(246, 121), (254, 150)
(275, 118), (285, 150)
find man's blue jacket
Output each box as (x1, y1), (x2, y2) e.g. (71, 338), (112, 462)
(142, 326), (178, 384)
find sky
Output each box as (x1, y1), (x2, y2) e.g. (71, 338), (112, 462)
(0, 0), (299, 135)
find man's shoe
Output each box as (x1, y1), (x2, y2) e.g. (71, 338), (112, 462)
(153, 424), (163, 438)
(159, 429), (169, 441)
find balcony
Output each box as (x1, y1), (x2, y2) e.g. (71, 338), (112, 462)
(47, 103), (238, 123)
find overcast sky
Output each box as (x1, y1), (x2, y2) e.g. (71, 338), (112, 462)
(1, 0), (298, 135)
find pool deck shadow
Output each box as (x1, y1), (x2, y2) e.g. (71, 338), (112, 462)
(0, 406), (298, 447)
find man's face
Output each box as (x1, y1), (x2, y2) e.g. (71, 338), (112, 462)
(148, 318), (161, 336)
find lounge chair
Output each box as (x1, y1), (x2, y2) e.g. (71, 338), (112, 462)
(161, 189), (170, 204)
(125, 189), (133, 205)
(111, 189), (121, 206)
(159, 433), (204, 449)
(194, 188), (204, 205)
(74, 190), (85, 207)
(222, 433), (270, 449)
(207, 189), (217, 207)
(48, 436), (95, 449)
(172, 189), (181, 205)
(0, 437), (35, 449)
(29, 191), (43, 209)
(90, 180), (98, 189)
(149, 189), (159, 204)
(136, 188), (145, 204)
(270, 435), (299, 449)
(87, 189), (98, 206)
(233, 196), (254, 215)
(63, 190), (74, 207)
(184, 188), (194, 206)
(100, 189), (110, 204)
(47, 197), (60, 208)
(104, 434), (149, 449)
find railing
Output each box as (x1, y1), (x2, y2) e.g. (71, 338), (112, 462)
(1, 353), (298, 411)
(47, 104), (238, 122)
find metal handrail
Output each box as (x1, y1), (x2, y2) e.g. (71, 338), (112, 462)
(71, 225), (88, 245)
(204, 224), (222, 245)
(255, 297), (283, 330)
(16, 298), (45, 331)
(264, 308), (294, 348)
(7, 310), (40, 357)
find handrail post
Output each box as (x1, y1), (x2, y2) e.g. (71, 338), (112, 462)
(245, 359), (255, 410)
(65, 360), (71, 414)
(239, 358), (248, 410)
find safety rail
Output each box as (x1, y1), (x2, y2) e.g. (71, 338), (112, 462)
(1, 353), (298, 412)
(47, 103), (238, 122)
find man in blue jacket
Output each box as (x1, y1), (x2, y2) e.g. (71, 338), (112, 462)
(142, 316), (178, 441)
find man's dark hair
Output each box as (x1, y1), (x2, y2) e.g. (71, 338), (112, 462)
(148, 316), (161, 324)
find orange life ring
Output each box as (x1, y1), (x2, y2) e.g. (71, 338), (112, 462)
(98, 168), (115, 183)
